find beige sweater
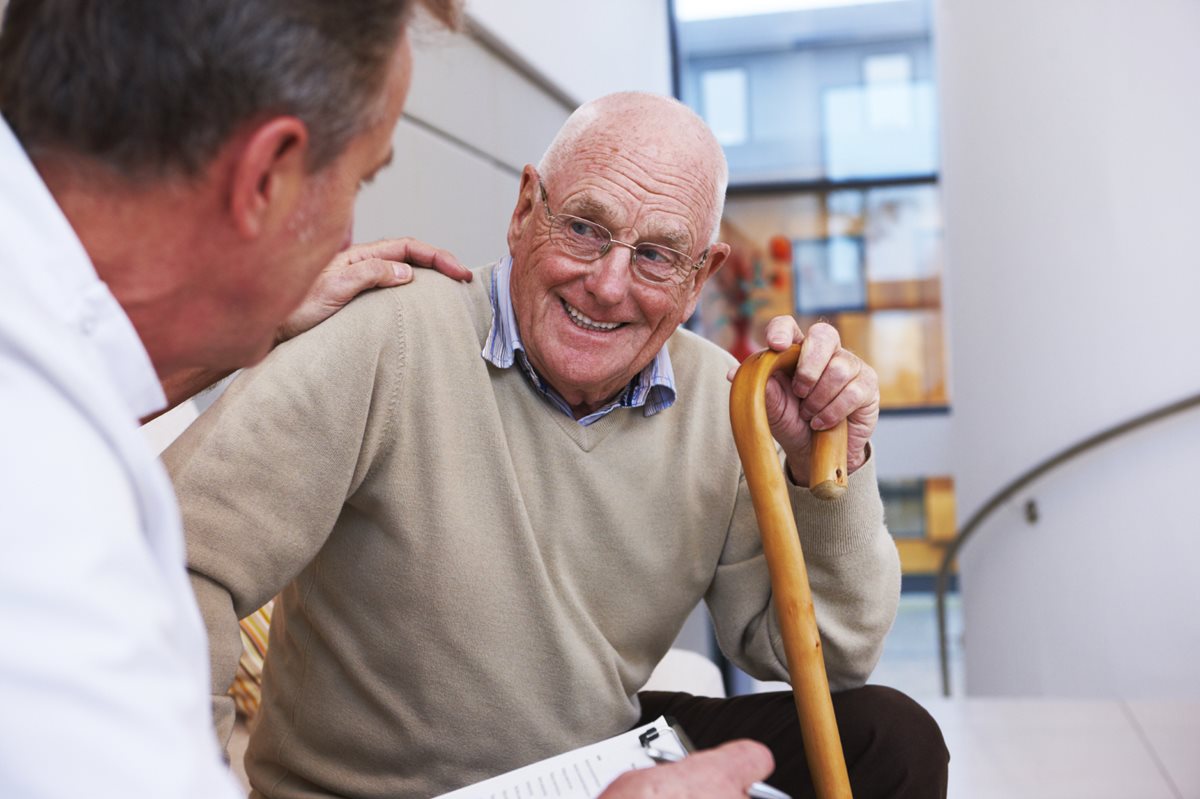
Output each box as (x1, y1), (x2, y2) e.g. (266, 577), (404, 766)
(164, 264), (899, 799)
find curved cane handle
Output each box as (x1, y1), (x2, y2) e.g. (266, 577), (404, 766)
(729, 344), (853, 799)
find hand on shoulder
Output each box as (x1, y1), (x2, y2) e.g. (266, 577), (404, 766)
(276, 237), (471, 343)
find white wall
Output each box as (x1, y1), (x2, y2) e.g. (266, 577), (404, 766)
(937, 0), (1200, 697)
(465, 0), (672, 103)
(354, 25), (571, 267)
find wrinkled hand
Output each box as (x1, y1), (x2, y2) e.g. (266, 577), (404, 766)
(276, 237), (472, 342)
(598, 741), (774, 798)
(729, 317), (879, 486)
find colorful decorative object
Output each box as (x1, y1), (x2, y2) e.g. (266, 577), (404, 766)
(768, 234), (792, 264)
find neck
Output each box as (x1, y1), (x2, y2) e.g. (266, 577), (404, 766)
(35, 154), (227, 379)
(570, 395), (618, 420)
(557, 369), (632, 419)
(519, 356), (625, 420)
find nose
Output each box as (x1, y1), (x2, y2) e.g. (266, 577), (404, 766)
(583, 242), (636, 306)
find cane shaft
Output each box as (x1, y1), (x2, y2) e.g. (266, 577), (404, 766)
(729, 345), (852, 799)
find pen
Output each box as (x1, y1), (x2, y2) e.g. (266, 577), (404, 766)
(643, 745), (792, 799)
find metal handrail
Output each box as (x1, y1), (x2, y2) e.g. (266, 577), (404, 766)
(935, 390), (1200, 696)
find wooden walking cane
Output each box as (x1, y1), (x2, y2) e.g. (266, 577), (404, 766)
(729, 344), (852, 799)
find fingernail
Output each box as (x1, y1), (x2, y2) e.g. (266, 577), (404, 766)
(811, 417), (826, 430)
(393, 264), (411, 280)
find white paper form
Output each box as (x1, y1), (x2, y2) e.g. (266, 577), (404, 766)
(434, 716), (687, 799)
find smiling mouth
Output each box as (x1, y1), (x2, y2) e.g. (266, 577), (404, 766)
(561, 299), (625, 332)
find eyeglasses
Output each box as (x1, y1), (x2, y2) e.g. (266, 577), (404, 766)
(538, 181), (708, 286)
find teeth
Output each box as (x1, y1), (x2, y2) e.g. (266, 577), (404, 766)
(562, 300), (622, 331)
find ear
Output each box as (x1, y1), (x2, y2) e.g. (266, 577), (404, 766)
(228, 117), (311, 240)
(506, 164), (541, 253)
(682, 241), (730, 319)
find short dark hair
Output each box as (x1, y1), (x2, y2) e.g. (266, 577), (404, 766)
(0, 0), (460, 178)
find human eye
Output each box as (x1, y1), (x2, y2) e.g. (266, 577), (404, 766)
(637, 244), (672, 264)
(635, 245), (682, 282)
(566, 217), (605, 241)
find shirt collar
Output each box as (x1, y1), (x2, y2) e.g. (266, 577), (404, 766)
(481, 255), (677, 426)
(0, 116), (167, 420)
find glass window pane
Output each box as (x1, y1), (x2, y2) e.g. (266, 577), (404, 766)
(674, 0), (937, 183)
(865, 186), (940, 280)
(700, 68), (749, 146)
(793, 237), (866, 314)
(880, 478), (926, 540)
(864, 53), (912, 84)
(822, 81), (937, 178)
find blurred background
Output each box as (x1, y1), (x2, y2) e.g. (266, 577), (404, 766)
(126, 0), (1198, 795)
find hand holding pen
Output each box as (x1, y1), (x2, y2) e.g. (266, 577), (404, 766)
(642, 740), (791, 799)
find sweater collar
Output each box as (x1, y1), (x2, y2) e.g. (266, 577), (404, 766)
(481, 256), (677, 426)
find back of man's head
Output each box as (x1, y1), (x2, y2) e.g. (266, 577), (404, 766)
(0, 0), (459, 180)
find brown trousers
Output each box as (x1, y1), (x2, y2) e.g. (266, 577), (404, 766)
(636, 686), (948, 799)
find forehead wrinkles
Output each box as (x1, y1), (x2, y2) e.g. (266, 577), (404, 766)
(556, 144), (718, 249)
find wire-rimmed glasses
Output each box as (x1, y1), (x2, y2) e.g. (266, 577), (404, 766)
(538, 181), (708, 286)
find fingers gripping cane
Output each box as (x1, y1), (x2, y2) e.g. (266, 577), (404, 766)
(729, 344), (853, 799)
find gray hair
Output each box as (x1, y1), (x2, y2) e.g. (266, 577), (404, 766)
(0, 0), (461, 179)
(537, 92), (728, 244)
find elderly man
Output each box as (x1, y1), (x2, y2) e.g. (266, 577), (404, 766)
(166, 92), (947, 798)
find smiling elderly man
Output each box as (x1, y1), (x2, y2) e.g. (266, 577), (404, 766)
(165, 92), (948, 798)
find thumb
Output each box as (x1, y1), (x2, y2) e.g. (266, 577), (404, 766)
(388, 261), (413, 285)
(344, 258), (411, 291)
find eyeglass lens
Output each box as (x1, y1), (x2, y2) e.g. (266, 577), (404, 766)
(552, 215), (685, 283)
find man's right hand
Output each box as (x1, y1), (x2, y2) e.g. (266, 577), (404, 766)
(598, 740), (775, 798)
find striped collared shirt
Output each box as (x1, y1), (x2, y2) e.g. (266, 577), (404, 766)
(481, 256), (677, 426)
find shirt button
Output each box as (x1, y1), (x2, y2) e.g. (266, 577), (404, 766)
(80, 314), (97, 336)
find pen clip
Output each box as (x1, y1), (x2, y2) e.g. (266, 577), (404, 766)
(639, 727), (684, 764)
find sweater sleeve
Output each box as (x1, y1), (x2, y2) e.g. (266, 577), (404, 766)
(162, 290), (404, 746)
(705, 451), (900, 691)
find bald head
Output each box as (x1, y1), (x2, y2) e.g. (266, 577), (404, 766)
(537, 92), (728, 243)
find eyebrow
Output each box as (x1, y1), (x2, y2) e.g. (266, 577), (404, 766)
(565, 195), (617, 224)
(647, 226), (692, 254)
(564, 194), (694, 252)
